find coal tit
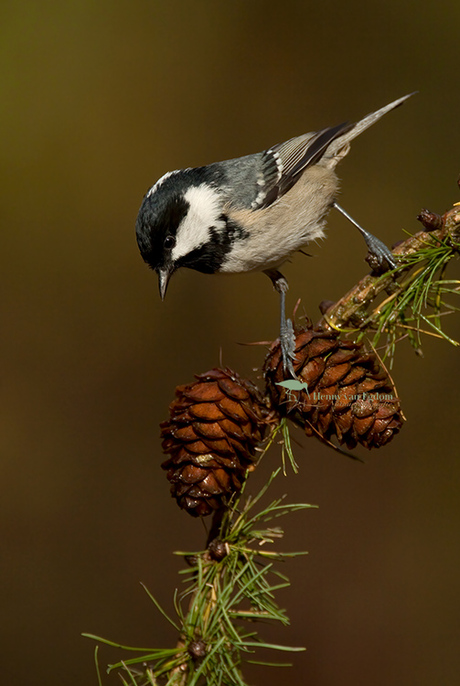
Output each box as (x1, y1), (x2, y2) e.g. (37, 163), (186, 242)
(136, 94), (413, 374)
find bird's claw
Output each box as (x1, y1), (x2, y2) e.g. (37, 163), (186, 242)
(363, 234), (397, 273)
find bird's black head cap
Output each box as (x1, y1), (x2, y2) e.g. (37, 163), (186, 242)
(135, 171), (193, 273)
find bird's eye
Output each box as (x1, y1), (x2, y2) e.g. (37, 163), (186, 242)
(164, 235), (175, 249)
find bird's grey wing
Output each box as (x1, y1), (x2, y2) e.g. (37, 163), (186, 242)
(255, 121), (353, 209)
(208, 121), (352, 211)
(207, 153), (267, 210)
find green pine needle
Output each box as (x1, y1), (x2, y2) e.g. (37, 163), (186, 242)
(367, 233), (460, 363)
(86, 470), (314, 685)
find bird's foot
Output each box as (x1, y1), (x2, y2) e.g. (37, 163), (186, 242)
(280, 316), (297, 378)
(333, 202), (397, 274)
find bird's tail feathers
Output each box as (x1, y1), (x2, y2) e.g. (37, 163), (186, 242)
(327, 92), (416, 159)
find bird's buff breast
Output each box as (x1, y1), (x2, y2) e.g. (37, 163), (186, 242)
(220, 165), (339, 273)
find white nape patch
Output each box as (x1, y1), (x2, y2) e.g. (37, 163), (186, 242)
(146, 170), (179, 197)
(171, 184), (224, 261)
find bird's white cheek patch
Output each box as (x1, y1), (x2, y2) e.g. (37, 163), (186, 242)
(172, 184), (224, 261)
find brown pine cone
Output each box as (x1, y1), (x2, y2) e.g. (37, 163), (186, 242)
(161, 368), (270, 517)
(264, 326), (404, 450)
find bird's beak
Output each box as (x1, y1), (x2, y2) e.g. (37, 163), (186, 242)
(157, 267), (172, 301)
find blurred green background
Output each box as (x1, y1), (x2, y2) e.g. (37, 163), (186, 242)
(1, 1), (459, 684)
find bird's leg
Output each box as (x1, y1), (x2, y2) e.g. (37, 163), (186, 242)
(264, 269), (296, 378)
(333, 202), (397, 272)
